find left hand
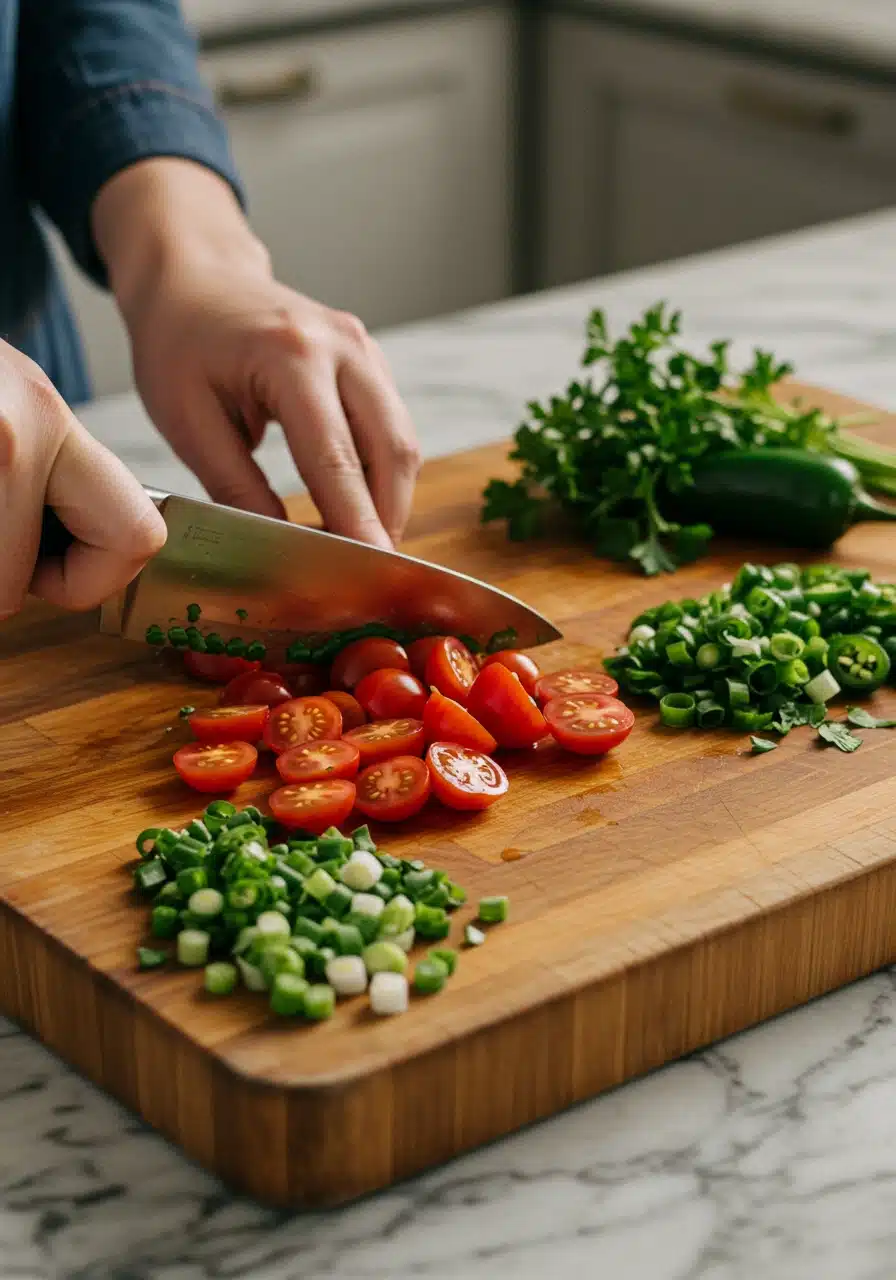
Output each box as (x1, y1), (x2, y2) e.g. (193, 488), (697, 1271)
(93, 160), (421, 549)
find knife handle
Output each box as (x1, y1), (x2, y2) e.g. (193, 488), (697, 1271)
(39, 507), (75, 559)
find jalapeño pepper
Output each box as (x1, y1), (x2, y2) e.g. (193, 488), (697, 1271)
(672, 449), (896, 549)
(827, 634), (891, 693)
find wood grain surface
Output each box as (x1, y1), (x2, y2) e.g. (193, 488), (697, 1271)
(3, 383), (896, 1207)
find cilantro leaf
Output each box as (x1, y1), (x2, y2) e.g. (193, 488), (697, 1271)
(846, 706), (896, 729)
(817, 721), (863, 753)
(771, 701), (826, 734)
(750, 736), (778, 754)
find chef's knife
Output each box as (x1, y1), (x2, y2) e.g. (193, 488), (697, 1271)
(39, 491), (562, 651)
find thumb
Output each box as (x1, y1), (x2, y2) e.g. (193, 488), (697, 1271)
(30, 424), (167, 611)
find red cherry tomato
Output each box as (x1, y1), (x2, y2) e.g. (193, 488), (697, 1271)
(329, 638), (410, 689)
(183, 653), (261, 685)
(189, 704), (269, 743)
(466, 662), (547, 748)
(262, 696), (343, 754)
(481, 650), (541, 696)
(543, 693), (634, 755)
(534, 669), (619, 704)
(269, 780), (356, 835)
(173, 740), (257, 793)
(426, 742), (509, 811)
(342, 717), (425, 766)
(355, 667), (428, 720)
(424, 636), (478, 704)
(422, 688), (497, 754)
(219, 669), (292, 708)
(268, 661), (328, 697)
(407, 636), (445, 681)
(275, 738), (360, 783)
(321, 690), (366, 732)
(355, 755), (431, 823)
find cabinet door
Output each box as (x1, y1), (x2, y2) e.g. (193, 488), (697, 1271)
(51, 7), (514, 400)
(538, 17), (896, 287)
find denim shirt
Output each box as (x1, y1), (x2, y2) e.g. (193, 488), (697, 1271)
(4, 0), (242, 405)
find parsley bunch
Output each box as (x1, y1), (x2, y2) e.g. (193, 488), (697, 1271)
(481, 304), (842, 575)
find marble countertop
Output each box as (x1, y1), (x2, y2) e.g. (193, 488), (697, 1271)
(9, 210), (896, 1279)
(184, 0), (896, 74)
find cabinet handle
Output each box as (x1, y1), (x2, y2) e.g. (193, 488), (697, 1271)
(215, 65), (318, 108)
(725, 82), (859, 138)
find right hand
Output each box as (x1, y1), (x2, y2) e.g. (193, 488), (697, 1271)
(0, 341), (167, 619)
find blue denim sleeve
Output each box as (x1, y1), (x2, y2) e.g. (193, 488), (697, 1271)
(17, 0), (244, 286)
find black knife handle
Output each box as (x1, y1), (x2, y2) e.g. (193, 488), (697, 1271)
(39, 507), (75, 560)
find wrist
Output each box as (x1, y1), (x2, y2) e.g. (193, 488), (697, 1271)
(92, 158), (271, 323)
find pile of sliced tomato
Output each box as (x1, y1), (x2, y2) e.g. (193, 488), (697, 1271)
(173, 635), (635, 832)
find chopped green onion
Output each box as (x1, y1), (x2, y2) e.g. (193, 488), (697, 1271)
(145, 625), (166, 646)
(134, 859), (167, 894)
(187, 888), (223, 920)
(777, 658), (810, 688)
(236, 956), (267, 992)
(186, 603), (202, 623)
(730, 708), (774, 732)
(177, 929), (210, 967)
(151, 904), (181, 939)
(478, 895), (509, 924)
(270, 973), (310, 1016)
(695, 698), (725, 729)
(695, 642), (722, 671)
(430, 947), (458, 975)
(176, 866), (207, 897)
(369, 972), (408, 1016)
(136, 828), (162, 858)
(305, 868), (338, 902)
(167, 625), (189, 648)
(413, 957), (449, 994)
(665, 640), (694, 668)
(256, 910), (292, 938)
(464, 923), (486, 947)
(769, 632), (804, 661)
(137, 946), (168, 970)
(414, 904), (450, 940)
(326, 955), (368, 997)
(362, 941), (408, 975)
(302, 983), (336, 1020)
(744, 661), (778, 696)
(339, 851), (383, 891)
(659, 692), (696, 728)
(379, 894), (415, 937)
(245, 640), (266, 662)
(805, 670), (840, 704)
(259, 945), (305, 987)
(204, 962), (238, 996)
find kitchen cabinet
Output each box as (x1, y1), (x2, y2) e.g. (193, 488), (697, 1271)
(537, 16), (896, 288)
(54, 7), (514, 399)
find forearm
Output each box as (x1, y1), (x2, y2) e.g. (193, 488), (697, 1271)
(92, 159), (270, 323)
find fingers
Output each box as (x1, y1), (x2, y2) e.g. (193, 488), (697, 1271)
(338, 347), (421, 545)
(165, 386), (287, 520)
(269, 357), (394, 549)
(29, 424), (167, 611)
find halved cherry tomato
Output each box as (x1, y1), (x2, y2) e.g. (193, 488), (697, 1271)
(426, 742), (508, 811)
(424, 636), (477, 704)
(321, 690), (366, 732)
(407, 636), (445, 681)
(481, 649), (540, 696)
(269, 780), (356, 835)
(466, 662), (547, 748)
(342, 717), (425, 765)
(219, 669), (292, 708)
(189, 704), (269, 744)
(183, 653), (261, 685)
(355, 667), (428, 720)
(423, 688), (497, 753)
(330, 638), (410, 689)
(543, 693), (634, 755)
(355, 755), (431, 822)
(267, 661), (328, 697)
(173, 740), (258, 793)
(534, 669), (619, 704)
(262, 696), (343, 754)
(276, 738), (360, 783)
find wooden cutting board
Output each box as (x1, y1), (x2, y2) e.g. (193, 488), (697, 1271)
(3, 382), (896, 1208)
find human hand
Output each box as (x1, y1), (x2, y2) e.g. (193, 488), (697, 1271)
(0, 341), (166, 618)
(94, 161), (421, 549)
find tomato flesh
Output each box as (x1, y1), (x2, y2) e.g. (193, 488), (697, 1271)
(426, 742), (508, 811)
(183, 653), (261, 685)
(173, 740), (258, 793)
(543, 693), (634, 755)
(189, 704), (269, 743)
(482, 650), (541, 696)
(424, 636), (477, 704)
(423, 688), (497, 754)
(276, 739), (360, 783)
(219, 669), (292, 708)
(268, 661), (328, 697)
(355, 667), (428, 720)
(466, 661), (547, 748)
(407, 636), (445, 681)
(262, 696), (343, 754)
(342, 717), (425, 766)
(329, 637), (410, 689)
(535, 669), (619, 704)
(269, 780), (356, 835)
(321, 690), (366, 732)
(355, 755), (431, 822)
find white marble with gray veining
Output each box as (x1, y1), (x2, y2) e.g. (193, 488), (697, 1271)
(8, 210), (896, 1279)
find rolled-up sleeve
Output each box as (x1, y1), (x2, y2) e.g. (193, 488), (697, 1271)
(17, 0), (244, 284)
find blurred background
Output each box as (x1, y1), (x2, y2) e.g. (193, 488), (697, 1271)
(55, 0), (896, 399)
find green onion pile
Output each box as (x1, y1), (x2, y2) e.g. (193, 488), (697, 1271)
(605, 562), (896, 750)
(133, 804), (508, 1018)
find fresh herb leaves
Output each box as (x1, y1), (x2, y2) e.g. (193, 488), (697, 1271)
(749, 736), (778, 754)
(771, 701), (826, 735)
(482, 304), (847, 575)
(846, 706), (896, 729)
(817, 721), (863, 753)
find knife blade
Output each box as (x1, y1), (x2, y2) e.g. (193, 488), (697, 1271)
(39, 491), (562, 652)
